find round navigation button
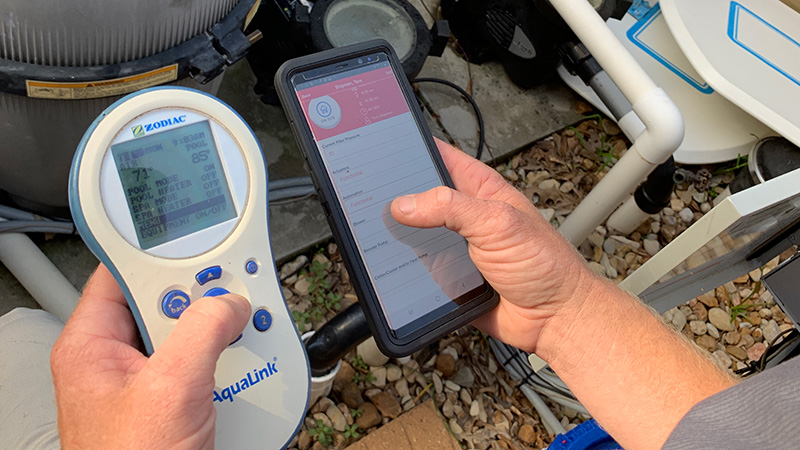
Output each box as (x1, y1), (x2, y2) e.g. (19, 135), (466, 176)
(162, 290), (191, 319)
(204, 287), (230, 297)
(253, 309), (273, 332)
(245, 260), (258, 275)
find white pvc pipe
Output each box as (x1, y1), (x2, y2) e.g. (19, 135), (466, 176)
(0, 231), (79, 322)
(550, 0), (685, 245)
(301, 331), (342, 410)
(549, 0), (656, 105)
(606, 195), (652, 235)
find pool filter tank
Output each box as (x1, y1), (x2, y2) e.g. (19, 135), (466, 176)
(0, 0), (260, 216)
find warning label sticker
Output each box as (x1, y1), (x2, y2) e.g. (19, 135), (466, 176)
(26, 64), (179, 100)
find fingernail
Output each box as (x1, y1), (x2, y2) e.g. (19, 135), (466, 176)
(395, 195), (416, 214)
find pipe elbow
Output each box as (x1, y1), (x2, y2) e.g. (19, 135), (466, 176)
(632, 88), (685, 164)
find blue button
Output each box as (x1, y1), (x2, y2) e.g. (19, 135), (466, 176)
(162, 290), (191, 319)
(253, 309), (272, 332)
(245, 260), (258, 275)
(229, 333), (243, 346)
(204, 287), (230, 297)
(196, 266), (222, 286)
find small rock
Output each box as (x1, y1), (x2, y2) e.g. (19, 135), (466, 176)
(448, 419), (464, 435)
(502, 169), (519, 181)
(763, 320), (782, 343)
(469, 400), (480, 417)
(752, 328), (763, 340)
(733, 274), (750, 284)
(671, 309), (687, 331)
(357, 338), (390, 367)
(670, 199), (685, 211)
(692, 302), (708, 322)
(459, 389), (472, 406)
(518, 424), (538, 444)
(371, 392), (402, 419)
(643, 239), (660, 256)
(436, 353), (456, 377)
(696, 335), (717, 351)
(726, 345), (748, 361)
(588, 231), (604, 248)
(451, 367), (476, 388)
(395, 378), (409, 398)
(724, 331), (741, 345)
(759, 308), (773, 319)
(294, 277), (311, 295)
(538, 208), (555, 222)
(442, 399), (455, 418)
(698, 291), (719, 308)
(706, 323), (720, 339)
(603, 239), (617, 255)
(432, 372), (443, 394)
(538, 179), (559, 190)
(341, 383), (364, 409)
(679, 207), (694, 223)
(712, 350), (732, 369)
(312, 413), (332, 428)
(282, 286), (294, 300)
(690, 320), (707, 335)
(700, 202), (712, 213)
(280, 255), (308, 280)
(747, 342), (767, 361)
(771, 306), (786, 322)
(370, 366), (387, 388)
(326, 404), (347, 432)
(356, 403), (382, 429)
(297, 430), (312, 450)
(708, 308), (735, 331)
(445, 380), (461, 392)
(386, 364), (402, 382)
(741, 334), (755, 348)
(312, 441), (324, 450)
(363, 388), (382, 399)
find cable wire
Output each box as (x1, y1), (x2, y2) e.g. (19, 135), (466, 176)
(411, 77), (485, 160)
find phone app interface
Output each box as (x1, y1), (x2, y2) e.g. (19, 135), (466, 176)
(293, 54), (484, 334)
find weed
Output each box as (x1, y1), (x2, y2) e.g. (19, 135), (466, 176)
(728, 270), (772, 323)
(308, 419), (335, 447)
(344, 423), (360, 439)
(568, 115), (618, 172)
(714, 154), (748, 175)
(291, 310), (311, 333)
(349, 355), (376, 384)
(350, 407), (363, 419)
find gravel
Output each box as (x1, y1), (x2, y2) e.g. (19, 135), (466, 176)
(278, 115), (797, 449)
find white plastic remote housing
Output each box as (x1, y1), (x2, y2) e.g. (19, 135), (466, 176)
(69, 87), (309, 449)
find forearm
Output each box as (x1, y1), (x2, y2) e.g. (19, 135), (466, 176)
(536, 275), (737, 450)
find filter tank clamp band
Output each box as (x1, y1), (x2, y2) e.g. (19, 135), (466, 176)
(0, 0), (260, 99)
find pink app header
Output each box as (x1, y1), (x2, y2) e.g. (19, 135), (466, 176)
(297, 66), (411, 141)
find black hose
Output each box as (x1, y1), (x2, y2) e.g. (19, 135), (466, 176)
(304, 302), (372, 377)
(411, 77), (485, 160)
(633, 156), (677, 214)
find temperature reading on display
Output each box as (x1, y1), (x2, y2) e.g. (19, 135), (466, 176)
(111, 120), (237, 249)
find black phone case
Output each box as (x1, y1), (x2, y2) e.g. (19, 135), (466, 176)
(275, 39), (498, 357)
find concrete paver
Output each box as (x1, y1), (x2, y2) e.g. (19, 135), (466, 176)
(346, 400), (460, 450)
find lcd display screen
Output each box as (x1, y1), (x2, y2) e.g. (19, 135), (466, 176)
(111, 120), (237, 249)
(291, 53), (485, 337)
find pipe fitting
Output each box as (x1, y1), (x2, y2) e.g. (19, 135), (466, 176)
(631, 88), (685, 164)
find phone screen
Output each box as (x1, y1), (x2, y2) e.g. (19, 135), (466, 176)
(291, 52), (487, 337)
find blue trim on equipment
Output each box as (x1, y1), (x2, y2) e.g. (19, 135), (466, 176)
(627, 3), (714, 94)
(728, 1), (800, 88)
(548, 419), (623, 450)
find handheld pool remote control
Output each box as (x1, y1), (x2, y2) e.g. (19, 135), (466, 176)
(69, 87), (310, 449)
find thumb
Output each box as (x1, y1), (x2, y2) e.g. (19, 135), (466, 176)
(391, 186), (521, 241)
(146, 293), (251, 381)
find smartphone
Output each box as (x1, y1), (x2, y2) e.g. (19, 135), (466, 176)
(275, 40), (498, 356)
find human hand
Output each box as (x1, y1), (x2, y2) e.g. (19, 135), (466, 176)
(391, 139), (600, 354)
(51, 264), (251, 450)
